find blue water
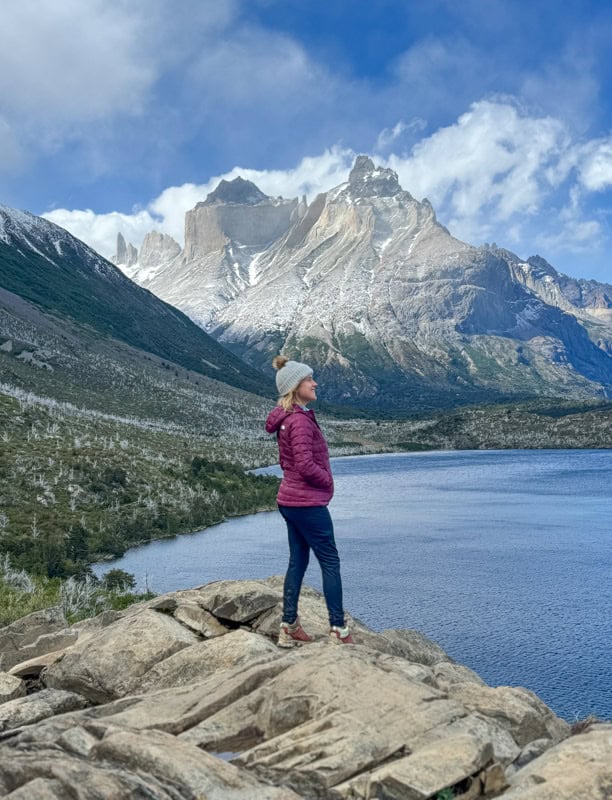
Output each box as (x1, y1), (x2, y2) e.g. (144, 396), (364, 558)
(94, 449), (612, 721)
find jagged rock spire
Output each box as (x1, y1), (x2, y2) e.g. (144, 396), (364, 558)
(113, 232), (138, 268)
(348, 155), (402, 198)
(115, 232), (127, 264)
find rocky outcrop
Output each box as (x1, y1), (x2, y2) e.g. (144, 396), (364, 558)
(125, 179), (300, 327)
(113, 232), (138, 268)
(0, 578), (609, 799)
(0, 689), (89, 732)
(507, 252), (612, 356)
(139, 231), (181, 270)
(112, 230), (179, 284)
(0, 607), (76, 672)
(503, 724), (612, 799)
(0, 673), (25, 704)
(187, 177), (297, 257)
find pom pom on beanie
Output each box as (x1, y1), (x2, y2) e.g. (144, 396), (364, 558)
(272, 355), (313, 396)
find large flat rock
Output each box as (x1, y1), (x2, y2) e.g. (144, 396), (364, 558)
(334, 733), (494, 799)
(137, 628), (279, 693)
(193, 579), (283, 623)
(43, 609), (199, 702)
(446, 682), (570, 747)
(184, 645), (469, 796)
(502, 724), (612, 799)
(91, 726), (301, 799)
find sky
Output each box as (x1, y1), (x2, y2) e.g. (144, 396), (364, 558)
(1, 0), (612, 283)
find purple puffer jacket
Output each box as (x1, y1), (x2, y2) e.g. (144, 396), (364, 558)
(265, 405), (334, 507)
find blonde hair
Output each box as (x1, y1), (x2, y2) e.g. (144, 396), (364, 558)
(278, 386), (301, 412)
(273, 355), (301, 412)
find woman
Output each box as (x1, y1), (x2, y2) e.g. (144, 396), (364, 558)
(265, 355), (353, 646)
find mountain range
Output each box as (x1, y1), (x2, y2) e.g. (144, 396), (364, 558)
(113, 157), (612, 410)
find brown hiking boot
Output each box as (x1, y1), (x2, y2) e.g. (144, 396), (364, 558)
(278, 616), (313, 647)
(329, 624), (354, 644)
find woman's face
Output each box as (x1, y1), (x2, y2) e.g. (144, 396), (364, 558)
(296, 375), (317, 405)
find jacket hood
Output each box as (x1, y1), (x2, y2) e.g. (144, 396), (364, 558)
(265, 406), (290, 434)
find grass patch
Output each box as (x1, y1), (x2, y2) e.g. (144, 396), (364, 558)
(0, 556), (154, 626)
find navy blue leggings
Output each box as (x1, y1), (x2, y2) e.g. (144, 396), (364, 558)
(278, 504), (345, 628)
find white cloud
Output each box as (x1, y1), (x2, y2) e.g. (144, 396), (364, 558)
(189, 26), (319, 106)
(0, 0), (355, 183)
(0, 1), (157, 125)
(43, 208), (158, 261)
(577, 137), (612, 192)
(532, 184), (603, 256)
(387, 100), (569, 220)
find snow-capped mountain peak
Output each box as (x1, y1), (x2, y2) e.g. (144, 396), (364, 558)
(107, 157), (612, 408)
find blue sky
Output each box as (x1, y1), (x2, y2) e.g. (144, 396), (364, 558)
(1, 0), (612, 283)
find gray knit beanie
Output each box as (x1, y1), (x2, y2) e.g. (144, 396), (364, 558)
(272, 355), (313, 396)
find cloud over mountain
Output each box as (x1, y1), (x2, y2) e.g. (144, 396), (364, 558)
(45, 101), (612, 282)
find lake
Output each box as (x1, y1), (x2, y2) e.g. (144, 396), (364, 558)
(93, 449), (612, 722)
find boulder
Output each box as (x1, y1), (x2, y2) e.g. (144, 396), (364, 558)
(502, 724), (612, 799)
(507, 737), (554, 776)
(432, 661), (486, 690)
(138, 629), (279, 693)
(446, 682), (570, 747)
(9, 630), (78, 663)
(3, 778), (67, 799)
(0, 607), (68, 671)
(43, 609), (199, 702)
(379, 628), (453, 665)
(410, 710), (521, 768)
(0, 749), (189, 798)
(82, 651), (303, 734)
(173, 602), (230, 637)
(8, 649), (67, 678)
(194, 579), (283, 624)
(0, 673), (26, 704)
(91, 726), (302, 798)
(373, 652), (436, 686)
(57, 724), (101, 757)
(70, 609), (121, 637)
(334, 733), (494, 799)
(0, 689), (89, 732)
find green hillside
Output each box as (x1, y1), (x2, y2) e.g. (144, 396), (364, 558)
(0, 212), (273, 397)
